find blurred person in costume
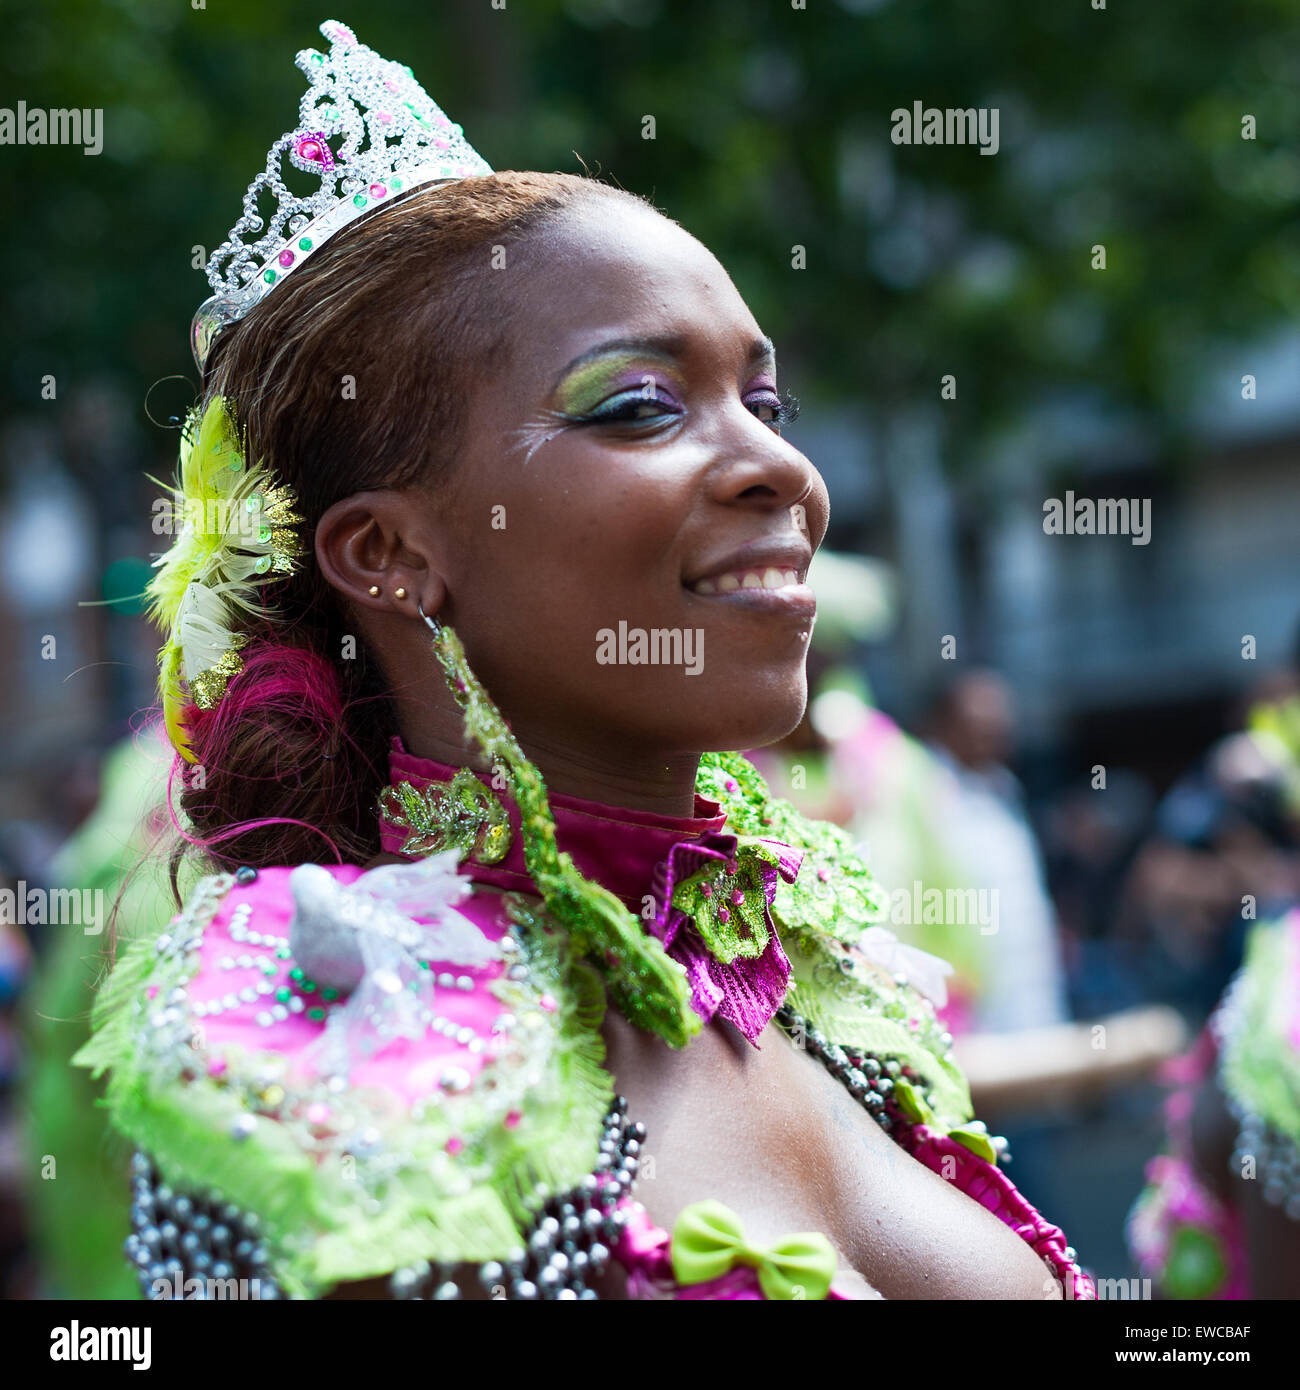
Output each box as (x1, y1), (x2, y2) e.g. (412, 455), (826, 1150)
(1128, 681), (1300, 1298)
(20, 726), (186, 1298)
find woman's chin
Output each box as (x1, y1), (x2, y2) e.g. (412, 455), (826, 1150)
(691, 691), (809, 755)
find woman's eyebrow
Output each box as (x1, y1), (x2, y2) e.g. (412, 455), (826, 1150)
(550, 336), (684, 392)
(550, 334), (776, 392)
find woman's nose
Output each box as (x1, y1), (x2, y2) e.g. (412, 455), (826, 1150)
(708, 421), (829, 542)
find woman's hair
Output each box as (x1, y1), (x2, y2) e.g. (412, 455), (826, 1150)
(170, 170), (656, 880)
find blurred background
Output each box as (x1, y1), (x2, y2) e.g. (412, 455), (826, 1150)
(1, 0), (1298, 1298)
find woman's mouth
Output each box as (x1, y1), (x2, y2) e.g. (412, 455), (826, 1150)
(689, 566), (804, 596)
(684, 566), (815, 623)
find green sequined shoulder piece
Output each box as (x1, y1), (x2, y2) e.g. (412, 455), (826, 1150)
(697, 751), (973, 1131)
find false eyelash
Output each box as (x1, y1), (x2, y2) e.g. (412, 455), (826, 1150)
(771, 390), (801, 428)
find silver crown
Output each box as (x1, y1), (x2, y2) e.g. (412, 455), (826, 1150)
(192, 19), (493, 371)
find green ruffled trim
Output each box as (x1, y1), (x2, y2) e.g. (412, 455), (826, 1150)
(1219, 914), (1300, 1145)
(74, 876), (615, 1297)
(698, 751), (973, 1132)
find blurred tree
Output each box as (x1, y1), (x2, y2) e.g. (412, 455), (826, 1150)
(1, 0), (1297, 485)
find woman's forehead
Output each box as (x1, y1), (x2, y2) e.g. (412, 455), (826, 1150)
(509, 204), (764, 376)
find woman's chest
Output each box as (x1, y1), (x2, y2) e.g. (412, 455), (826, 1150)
(599, 1010), (1061, 1300)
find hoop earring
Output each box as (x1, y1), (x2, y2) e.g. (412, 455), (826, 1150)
(417, 599), (441, 635)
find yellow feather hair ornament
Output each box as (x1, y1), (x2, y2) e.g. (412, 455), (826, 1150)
(146, 396), (303, 762)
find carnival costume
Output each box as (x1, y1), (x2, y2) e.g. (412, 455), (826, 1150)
(75, 21), (1095, 1301)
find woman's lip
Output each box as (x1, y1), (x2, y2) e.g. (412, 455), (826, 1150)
(684, 580), (817, 619)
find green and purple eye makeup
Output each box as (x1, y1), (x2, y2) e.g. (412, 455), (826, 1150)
(553, 347), (683, 421)
(548, 337), (800, 431)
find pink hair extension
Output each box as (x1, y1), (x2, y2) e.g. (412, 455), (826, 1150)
(164, 640), (365, 866)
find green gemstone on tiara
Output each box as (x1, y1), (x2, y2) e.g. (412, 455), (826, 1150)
(298, 237), (312, 251)
(390, 178), (403, 191)
(263, 269), (276, 284)
(353, 194), (367, 208)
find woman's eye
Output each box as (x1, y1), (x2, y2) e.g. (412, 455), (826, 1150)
(748, 390), (801, 431)
(584, 391), (679, 424)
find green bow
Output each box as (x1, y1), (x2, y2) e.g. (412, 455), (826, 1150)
(670, 1199), (836, 1300)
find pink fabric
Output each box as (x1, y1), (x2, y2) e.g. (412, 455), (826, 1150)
(904, 1124), (1095, 1300)
(382, 738), (729, 913)
(189, 865), (516, 1107)
(648, 832), (803, 1045)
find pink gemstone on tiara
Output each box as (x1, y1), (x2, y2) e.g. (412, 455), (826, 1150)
(197, 21), (497, 372)
(278, 250), (295, 268)
(294, 134), (335, 170)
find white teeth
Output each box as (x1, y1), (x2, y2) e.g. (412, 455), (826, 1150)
(690, 566), (805, 594)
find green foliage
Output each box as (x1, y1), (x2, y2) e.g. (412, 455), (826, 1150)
(3, 0), (1297, 475)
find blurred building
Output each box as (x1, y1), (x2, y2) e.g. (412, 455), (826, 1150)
(798, 325), (1300, 791)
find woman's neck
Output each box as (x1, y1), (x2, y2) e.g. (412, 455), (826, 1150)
(395, 696), (704, 819)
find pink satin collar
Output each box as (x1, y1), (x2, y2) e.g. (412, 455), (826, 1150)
(379, 737), (730, 910)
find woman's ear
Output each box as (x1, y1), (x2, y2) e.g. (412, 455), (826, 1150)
(314, 489), (448, 617)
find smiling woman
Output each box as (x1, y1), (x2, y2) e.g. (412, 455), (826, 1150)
(74, 20), (1093, 1303)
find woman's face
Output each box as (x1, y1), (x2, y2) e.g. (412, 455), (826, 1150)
(424, 196), (829, 768)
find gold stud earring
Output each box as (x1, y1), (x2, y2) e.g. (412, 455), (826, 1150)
(394, 587), (408, 600)
(368, 584), (381, 597)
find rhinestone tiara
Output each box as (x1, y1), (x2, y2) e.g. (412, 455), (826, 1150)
(191, 19), (493, 372)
